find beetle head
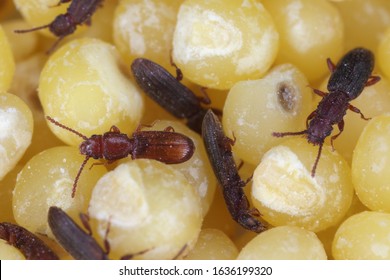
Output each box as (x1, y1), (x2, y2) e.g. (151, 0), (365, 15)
(50, 14), (77, 37)
(79, 135), (102, 159)
(307, 118), (332, 145)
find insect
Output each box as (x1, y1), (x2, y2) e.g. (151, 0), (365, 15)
(46, 116), (195, 197)
(202, 110), (266, 233)
(14, 0), (104, 53)
(0, 222), (59, 260)
(273, 47), (380, 176)
(48, 206), (187, 260)
(131, 58), (218, 134)
(48, 206), (149, 260)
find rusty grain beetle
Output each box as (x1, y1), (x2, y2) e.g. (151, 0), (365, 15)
(202, 110), (266, 233)
(131, 58), (219, 134)
(46, 116), (195, 197)
(0, 222), (59, 260)
(14, 0), (103, 53)
(273, 47), (380, 176)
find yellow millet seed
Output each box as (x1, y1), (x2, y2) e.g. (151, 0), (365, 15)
(352, 114), (390, 212)
(185, 228), (238, 260)
(88, 159), (202, 260)
(0, 92), (33, 180)
(251, 138), (353, 232)
(39, 38), (144, 146)
(333, 211), (390, 260)
(172, 0), (279, 90)
(237, 226), (327, 260)
(13, 146), (106, 237)
(223, 63), (313, 166)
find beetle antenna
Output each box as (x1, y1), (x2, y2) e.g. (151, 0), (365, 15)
(46, 36), (65, 55)
(14, 24), (51, 34)
(72, 156), (90, 198)
(311, 143), (323, 177)
(272, 130), (307, 137)
(46, 116), (89, 140)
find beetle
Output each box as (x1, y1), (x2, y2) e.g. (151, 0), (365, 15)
(273, 47), (380, 176)
(0, 222), (59, 260)
(202, 110), (266, 233)
(46, 116), (195, 197)
(48, 206), (113, 260)
(131, 58), (219, 134)
(48, 206), (186, 260)
(14, 0), (103, 53)
(48, 206), (148, 260)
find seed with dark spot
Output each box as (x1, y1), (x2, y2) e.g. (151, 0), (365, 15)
(277, 82), (296, 112)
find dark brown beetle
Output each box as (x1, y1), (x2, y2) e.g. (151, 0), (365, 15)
(202, 110), (266, 233)
(131, 58), (219, 134)
(48, 206), (184, 260)
(48, 206), (109, 260)
(273, 47), (380, 176)
(0, 222), (59, 260)
(14, 0), (103, 53)
(46, 116), (195, 197)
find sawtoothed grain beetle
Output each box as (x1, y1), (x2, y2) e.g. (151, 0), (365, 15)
(202, 110), (266, 233)
(14, 0), (103, 53)
(273, 47), (380, 176)
(131, 58), (220, 134)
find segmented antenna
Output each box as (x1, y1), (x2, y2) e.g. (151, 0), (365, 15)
(46, 116), (88, 140)
(272, 130), (308, 138)
(72, 156), (90, 198)
(311, 143), (323, 177)
(14, 24), (51, 34)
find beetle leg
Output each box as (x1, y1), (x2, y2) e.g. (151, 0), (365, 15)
(330, 120), (344, 151)
(365, 75), (381, 87)
(102, 220), (111, 255)
(348, 103), (371, 120)
(198, 87), (211, 105)
(50, 0), (71, 7)
(120, 248), (150, 260)
(326, 58), (336, 73)
(172, 244), (188, 260)
(135, 121), (157, 132)
(248, 207), (261, 217)
(169, 50), (183, 81)
(312, 88), (328, 97)
(79, 212), (92, 235)
(163, 126), (175, 132)
(88, 160), (113, 170)
(243, 174), (253, 186)
(109, 125), (121, 133)
(306, 110), (317, 128)
(46, 36), (65, 55)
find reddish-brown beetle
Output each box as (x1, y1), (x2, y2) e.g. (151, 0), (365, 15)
(46, 116), (195, 197)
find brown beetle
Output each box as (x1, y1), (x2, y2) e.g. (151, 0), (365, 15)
(0, 222), (59, 260)
(273, 48), (380, 176)
(46, 116), (195, 197)
(14, 0), (104, 53)
(202, 110), (266, 233)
